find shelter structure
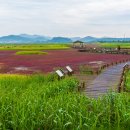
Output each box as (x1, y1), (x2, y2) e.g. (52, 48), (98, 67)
(73, 40), (84, 48)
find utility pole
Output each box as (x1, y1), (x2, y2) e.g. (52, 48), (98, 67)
(123, 33), (126, 42)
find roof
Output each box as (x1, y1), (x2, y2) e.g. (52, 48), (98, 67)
(73, 40), (84, 43)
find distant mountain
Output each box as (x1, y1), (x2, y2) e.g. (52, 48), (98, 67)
(79, 36), (98, 42)
(19, 34), (51, 41)
(98, 37), (130, 42)
(0, 34), (130, 43)
(71, 36), (130, 43)
(48, 37), (72, 43)
(0, 35), (30, 43)
(0, 34), (51, 43)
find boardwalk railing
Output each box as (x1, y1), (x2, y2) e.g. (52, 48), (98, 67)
(78, 48), (129, 55)
(79, 59), (130, 76)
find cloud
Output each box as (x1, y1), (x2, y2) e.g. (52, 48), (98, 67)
(0, 0), (130, 37)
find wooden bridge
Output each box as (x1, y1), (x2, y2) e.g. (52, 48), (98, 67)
(85, 62), (130, 98)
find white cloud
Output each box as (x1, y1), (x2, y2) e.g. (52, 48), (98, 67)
(0, 0), (130, 37)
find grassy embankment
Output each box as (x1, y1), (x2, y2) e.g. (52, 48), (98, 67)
(99, 42), (130, 49)
(0, 74), (130, 130)
(16, 51), (48, 55)
(0, 44), (70, 55)
(0, 44), (70, 51)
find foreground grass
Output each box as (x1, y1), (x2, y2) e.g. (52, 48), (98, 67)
(16, 51), (47, 55)
(99, 42), (130, 49)
(0, 44), (70, 50)
(0, 74), (130, 130)
(125, 70), (130, 91)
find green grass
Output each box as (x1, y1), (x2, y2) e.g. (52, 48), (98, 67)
(0, 74), (130, 130)
(16, 51), (48, 55)
(125, 70), (130, 91)
(99, 42), (130, 48)
(0, 44), (70, 50)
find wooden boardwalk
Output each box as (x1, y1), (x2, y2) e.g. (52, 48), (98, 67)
(85, 62), (129, 98)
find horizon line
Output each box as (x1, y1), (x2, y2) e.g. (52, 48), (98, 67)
(0, 34), (130, 38)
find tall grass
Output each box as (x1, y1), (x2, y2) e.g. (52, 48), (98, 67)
(125, 70), (130, 91)
(0, 74), (129, 130)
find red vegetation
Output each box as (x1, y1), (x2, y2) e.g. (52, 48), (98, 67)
(0, 49), (130, 74)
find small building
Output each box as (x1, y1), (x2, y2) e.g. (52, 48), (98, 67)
(73, 40), (84, 48)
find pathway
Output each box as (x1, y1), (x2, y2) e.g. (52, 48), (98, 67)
(85, 62), (129, 98)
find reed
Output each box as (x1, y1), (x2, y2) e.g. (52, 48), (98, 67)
(0, 74), (129, 130)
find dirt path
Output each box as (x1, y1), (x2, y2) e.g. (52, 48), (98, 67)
(85, 62), (129, 98)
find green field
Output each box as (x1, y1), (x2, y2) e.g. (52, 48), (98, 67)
(0, 74), (130, 130)
(0, 44), (70, 50)
(16, 50), (48, 55)
(99, 42), (130, 48)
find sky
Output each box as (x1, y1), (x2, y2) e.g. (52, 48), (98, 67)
(0, 0), (130, 37)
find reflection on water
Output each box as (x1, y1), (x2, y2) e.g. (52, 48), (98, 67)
(14, 67), (29, 71)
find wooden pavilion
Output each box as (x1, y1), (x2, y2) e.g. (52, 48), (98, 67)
(73, 40), (84, 48)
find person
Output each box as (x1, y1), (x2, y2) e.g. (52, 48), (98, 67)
(117, 45), (121, 51)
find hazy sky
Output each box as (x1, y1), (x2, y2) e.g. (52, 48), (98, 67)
(0, 0), (130, 37)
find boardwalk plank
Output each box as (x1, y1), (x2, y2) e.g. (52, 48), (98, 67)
(85, 62), (129, 98)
